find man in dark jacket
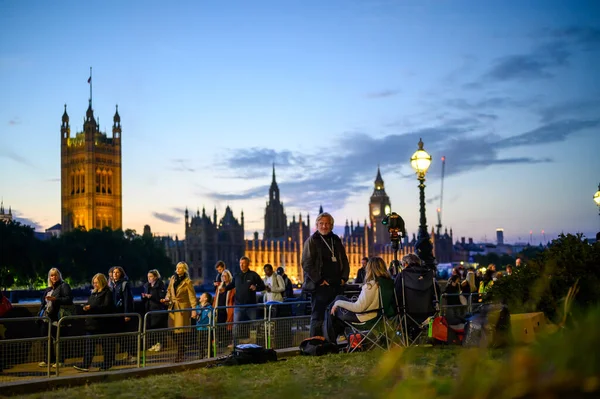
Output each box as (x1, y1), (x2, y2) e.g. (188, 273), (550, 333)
(301, 212), (350, 337)
(355, 257), (368, 284)
(225, 256), (265, 344)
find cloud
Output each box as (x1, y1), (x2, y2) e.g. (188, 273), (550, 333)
(46, 178), (60, 182)
(483, 43), (570, 82)
(365, 89), (401, 99)
(171, 207), (186, 215)
(170, 159), (195, 172)
(10, 209), (43, 231)
(204, 112), (597, 214)
(0, 148), (36, 168)
(152, 212), (181, 224)
(207, 185), (269, 201)
(473, 25), (600, 85)
(537, 99), (600, 123)
(496, 119), (600, 148)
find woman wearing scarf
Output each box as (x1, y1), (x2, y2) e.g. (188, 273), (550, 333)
(213, 269), (235, 325)
(161, 262), (197, 362)
(142, 269), (167, 352)
(38, 268), (73, 368)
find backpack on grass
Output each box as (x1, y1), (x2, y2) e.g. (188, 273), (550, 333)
(299, 336), (339, 356)
(213, 344), (277, 367)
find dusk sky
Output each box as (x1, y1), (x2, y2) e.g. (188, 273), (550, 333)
(1, 0), (599, 244)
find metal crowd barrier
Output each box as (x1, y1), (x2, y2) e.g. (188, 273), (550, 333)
(0, 302), (313, 385)
(0, 316), (52, 384)
(142, 308), (210, 366)
(55, 313), (142, 376)
(439, 292), (481, 317)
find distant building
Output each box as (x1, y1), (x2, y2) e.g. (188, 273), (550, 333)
(496, 228), (504, 245)
(46, 223), (62, 238)
(163, 166), (418, 283)
(0, 201), (12, 223)
(60, 96), (123, 232)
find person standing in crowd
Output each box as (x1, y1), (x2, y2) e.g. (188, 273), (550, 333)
(277, 267), (294, 299)
(213, 261), (226, 292)
(354, 257), (368, 284)
(505, 265), (513, 276)
(324, 257), (391, 343)
(161, 262), (197, 362)
(301, 212), (350, 337)
(111, 266), (136, 363)
(515, 257), (523, 268)
(478, 268), (495, 302)
(142, 269), (167, 352)
(196, 292), (213, 358)
(73, 273), (115, 372)
(214, 269), (235, 324)
(225, 256), (265, 345)
(263, 264), (285, 303)
(38, 268), (73, 368)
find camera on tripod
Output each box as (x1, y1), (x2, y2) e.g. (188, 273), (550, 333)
(382, 212), (406, 244)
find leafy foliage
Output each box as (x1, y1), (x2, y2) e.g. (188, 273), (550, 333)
(489, 233), (600, 321)
(0, 221), (173, 288)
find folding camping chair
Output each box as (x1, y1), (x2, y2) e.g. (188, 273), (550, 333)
(395, 266), (440, 346)
(341, 277), (396, 353)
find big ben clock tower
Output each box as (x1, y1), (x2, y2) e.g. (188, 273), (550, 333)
(369, 166), (391, 245)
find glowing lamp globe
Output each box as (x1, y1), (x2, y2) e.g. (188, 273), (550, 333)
(410, 138), (432, 178)
(594, 185), (600, 206)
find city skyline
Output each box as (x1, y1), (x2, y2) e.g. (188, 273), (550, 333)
(1, 0), (599, 244)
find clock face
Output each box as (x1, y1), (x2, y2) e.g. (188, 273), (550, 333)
(384, 205), (391, 215)
(371, 206), (380, 216)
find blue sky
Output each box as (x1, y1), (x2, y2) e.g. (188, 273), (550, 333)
(1, 0), (599, 244)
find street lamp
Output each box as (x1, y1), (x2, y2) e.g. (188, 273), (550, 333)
(410, 138), (435, 270)
(594, 183), (600, 216)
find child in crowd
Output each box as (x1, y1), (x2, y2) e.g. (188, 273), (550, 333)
(196, 292), (213, 358)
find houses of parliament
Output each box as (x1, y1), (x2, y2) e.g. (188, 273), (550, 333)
(161, 166), (426, 284)
(58, 89), (453, 284)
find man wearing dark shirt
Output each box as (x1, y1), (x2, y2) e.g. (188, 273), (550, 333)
(301, 212), (350, 337)
(225, 256), (265, 344)
(355, 257), (368, 284)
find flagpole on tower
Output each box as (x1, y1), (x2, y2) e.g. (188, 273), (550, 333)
(88, 67), (93, 107)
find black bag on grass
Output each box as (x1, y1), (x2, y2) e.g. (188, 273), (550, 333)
(299, 336), (339, 356)
(215, 344), (277, 367)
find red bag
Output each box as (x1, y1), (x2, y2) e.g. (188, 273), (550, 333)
(348, 333), (363, 351)
(0, 295), (13, 318)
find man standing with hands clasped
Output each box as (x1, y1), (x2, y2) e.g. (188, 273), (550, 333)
(225, 256), (265, 345)
(302, 212), (350, 337)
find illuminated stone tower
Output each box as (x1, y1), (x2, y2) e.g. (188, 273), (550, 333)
(368, 166), (391, 245)
(61, 93), (122, 232)
(264, 164), (287, 239)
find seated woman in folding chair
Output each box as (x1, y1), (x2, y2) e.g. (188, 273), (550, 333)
(323, 257), (392, 344)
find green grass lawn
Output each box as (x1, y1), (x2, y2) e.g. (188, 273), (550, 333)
(12, 347), (468, 399)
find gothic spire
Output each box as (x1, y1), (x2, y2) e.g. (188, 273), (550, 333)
(375, 165), (384, 189)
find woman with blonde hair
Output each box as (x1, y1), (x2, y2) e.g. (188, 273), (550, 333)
(160, 262), (197, 362)
(213, 269), (235, 325)
(38, 268), (73, 368)
(324, 257), (392, 343)
(73, 273), (116, 372)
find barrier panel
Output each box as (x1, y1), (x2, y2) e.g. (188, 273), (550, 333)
(211, 304), (268, 357)
(440, 292), (480, 318)
(55, 313), (142, 376)
(265, 302), (311, 350)
(142, 309), (210, 366)
(0, 302), (316, 385)
(0, 316), (52, 384)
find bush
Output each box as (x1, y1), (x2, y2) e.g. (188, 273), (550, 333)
(489, 234), (600, 322)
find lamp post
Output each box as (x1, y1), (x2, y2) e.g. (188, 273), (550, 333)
(410, 138), (435, 270)
(594, 183), (600, 216)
